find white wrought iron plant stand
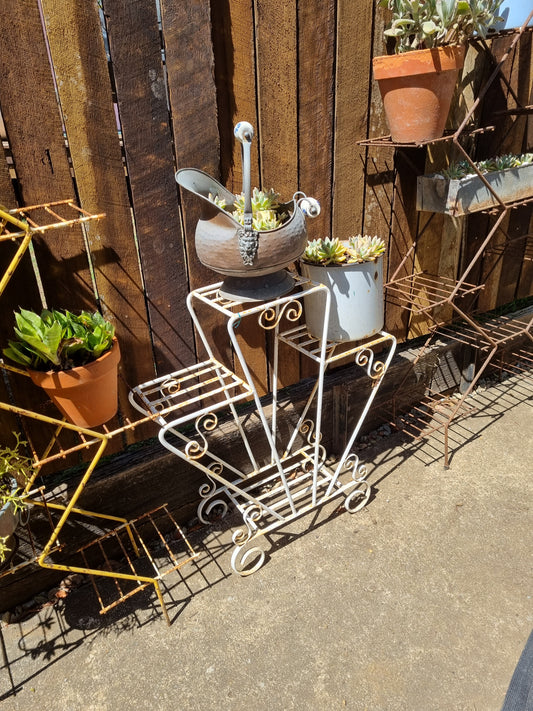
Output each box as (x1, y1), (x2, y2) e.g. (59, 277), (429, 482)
(129, 275), (396, 576)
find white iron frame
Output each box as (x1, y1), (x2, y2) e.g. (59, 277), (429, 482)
(129, 275), (396, 575)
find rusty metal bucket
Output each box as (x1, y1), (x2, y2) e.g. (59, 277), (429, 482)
(176, 122), (319, 301)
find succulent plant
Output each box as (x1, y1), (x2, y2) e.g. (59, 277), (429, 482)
(3, 308), (115, 372)
(439, 151), (533, 180)
(380, 0), (503, 53)
(209, 187), (288, 231)
(347, 235), (387, 263)
(0, 433), (32, 564)
(302, 235), (386, 265)
(303, 237), (347, 265)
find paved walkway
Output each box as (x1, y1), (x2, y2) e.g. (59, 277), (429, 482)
(1, 371), (532, 710)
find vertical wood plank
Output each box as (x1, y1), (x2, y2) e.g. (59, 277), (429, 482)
(476, 35), (526, 312)
(211, 0), (259, 193)
(296, 0), (335, 381)
(334, 0), (377, 239)
(254, 0), (298, 196)
(0, 143), (26, 442)
(211, 0), (269, 393)
(41, 0), (155, 429)
(238, 0), (300, 393)
(496, 31), (533, 306)
(298, 0), (335, 240)
(102, 0), (196, 375)
(386, 148), (426, 341)
(0, 0), (96, 311)
(160, 0), (233, 376)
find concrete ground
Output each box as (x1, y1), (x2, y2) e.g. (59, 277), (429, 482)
(0, 371), (531, 710)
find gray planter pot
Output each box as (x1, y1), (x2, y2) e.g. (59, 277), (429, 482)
(417, 163), (533, 216)
(0, 479), (19, 566)
(301, 257), (384, 342)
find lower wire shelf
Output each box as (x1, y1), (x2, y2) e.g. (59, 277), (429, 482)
(74, 505), (198, 618)
(388, 391), (476, 441)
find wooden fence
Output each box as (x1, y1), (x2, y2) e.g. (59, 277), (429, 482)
(0, 0), (531, 452)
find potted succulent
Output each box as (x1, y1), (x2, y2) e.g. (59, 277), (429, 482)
(0, 433), (32, 567)
(176, 121), (320, 301)
(300, 235), (386, 342)
(417, 151), (533, 214)
(3, 308), (120, 428)
(374, 0), (503, 143)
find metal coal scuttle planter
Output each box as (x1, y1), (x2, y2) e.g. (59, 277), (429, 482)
(176, 121), (320, 301)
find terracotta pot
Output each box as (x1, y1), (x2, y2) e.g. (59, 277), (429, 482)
(28, 340), (121, 428)
(373, 45), (465, 143)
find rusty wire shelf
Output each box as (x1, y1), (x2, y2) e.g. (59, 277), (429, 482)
(389, 390), (475, 441)
(385, 272), (484, 314)
(0, 487), (63, 578)
(0, 200), (105, 297)
(76, 505), (198, 619)
(435, 312), (532, 351)
(0, 199), (205, 623)
(356, 125), (494, 149)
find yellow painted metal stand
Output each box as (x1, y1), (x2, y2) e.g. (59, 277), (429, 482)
(0, 202), (198, 624)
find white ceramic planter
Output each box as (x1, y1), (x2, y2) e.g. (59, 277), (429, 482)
(301, 258), (384, 342)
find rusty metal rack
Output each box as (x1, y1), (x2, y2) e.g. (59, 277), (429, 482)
(385, 273), (484, 314)
(359, 14), (533, 466)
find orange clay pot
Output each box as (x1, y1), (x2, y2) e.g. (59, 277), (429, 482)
(373, 45), (465, 143)
(28, 339), (120, 429)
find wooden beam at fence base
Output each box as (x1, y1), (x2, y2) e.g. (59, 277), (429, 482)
(103, 0), (196, 376)
(40, 0), (155, 443)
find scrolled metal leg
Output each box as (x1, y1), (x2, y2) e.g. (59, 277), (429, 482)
(342, 453), (372, 513)
(230, 504), (267, 575)
(230, 541), (266, 576)
(197, 464), (230, 524)
(344, 480), (371, 513)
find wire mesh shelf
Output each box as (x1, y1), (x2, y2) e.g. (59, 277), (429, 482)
(278, 324), (395, 366)
(389, 391), (475, 441)
(0, 199), (105, 239)
(385, 272), (483, 313)
(76, 505), (198, 617)
(128, 358), (254, 425)
(435, 313), (532, 350)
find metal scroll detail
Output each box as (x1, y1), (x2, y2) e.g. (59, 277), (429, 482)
(354, 348), (386, 381)
(259, 300), (303, 330)
(341, 453), (371, 513)
(230, 503), (266, 576)
(300, 419), (327, 466)
(197, 463), (229, 524)
(185, 413), (218, 460)
(238, 226), (260, 266)
(154, 376), (182, 410)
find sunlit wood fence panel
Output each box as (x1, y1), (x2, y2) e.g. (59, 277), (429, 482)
(0, 0), (531, 452)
